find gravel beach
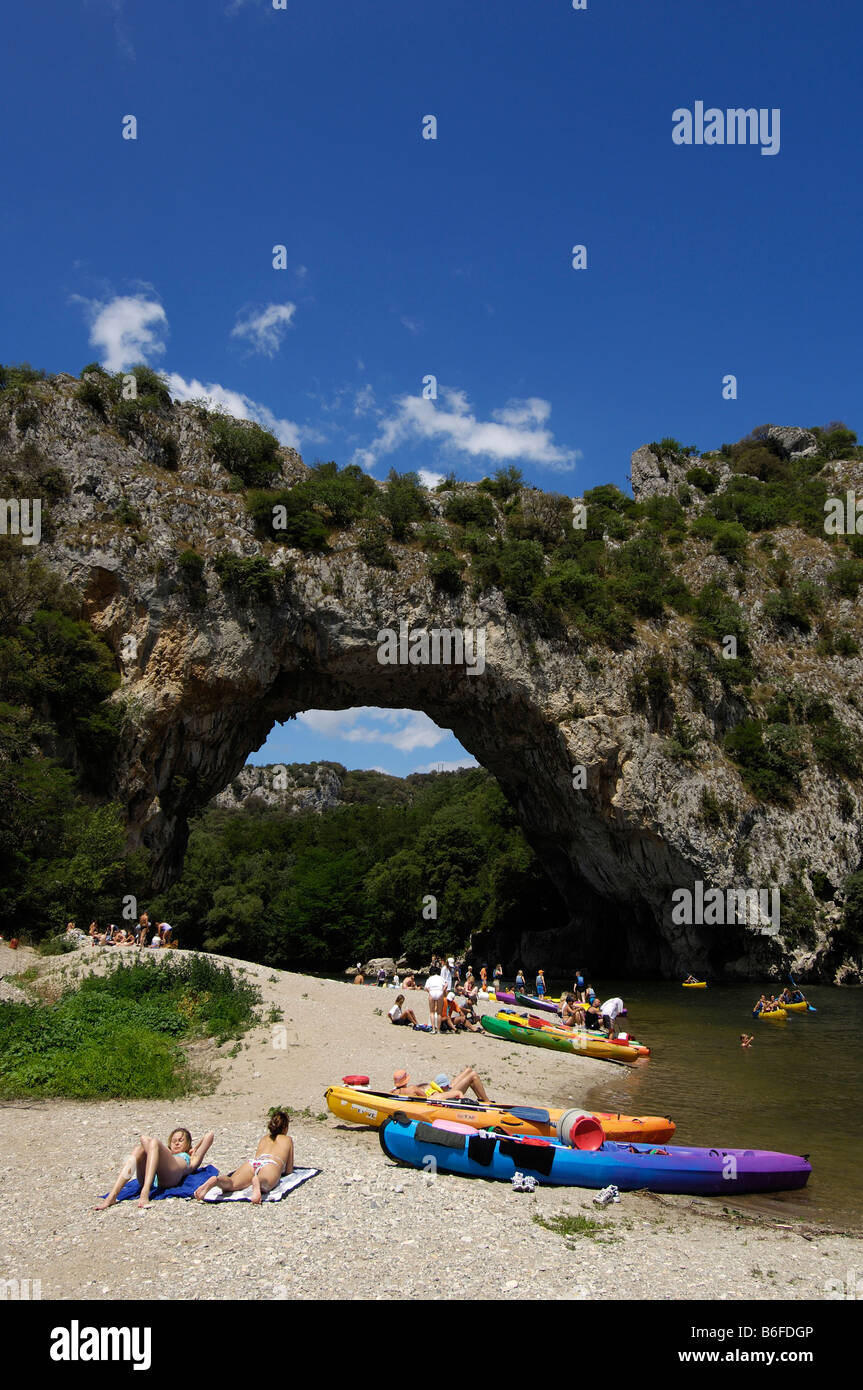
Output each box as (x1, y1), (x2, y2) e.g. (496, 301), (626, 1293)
(1, 942), (857, 1302)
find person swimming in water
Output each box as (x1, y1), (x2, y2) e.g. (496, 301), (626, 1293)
(95, 1126), (214, 1210)
(194, 1108), (293, 1205)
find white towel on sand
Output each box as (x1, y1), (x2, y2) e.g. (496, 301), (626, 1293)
(203, 1166), (320, 1202)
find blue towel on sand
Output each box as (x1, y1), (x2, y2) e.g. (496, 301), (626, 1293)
(105, 1164), (219, 1202)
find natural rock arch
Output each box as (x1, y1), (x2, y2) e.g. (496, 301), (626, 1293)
(22, 375), (863, 979)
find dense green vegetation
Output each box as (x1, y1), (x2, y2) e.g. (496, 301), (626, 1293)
(0, 954), (260, 1098)
(0, 545), (146, 937)
(149, 768), (563, 969)
(246, 463), (426, 559)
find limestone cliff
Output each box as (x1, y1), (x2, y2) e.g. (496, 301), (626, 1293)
(3, 370), (862, 982)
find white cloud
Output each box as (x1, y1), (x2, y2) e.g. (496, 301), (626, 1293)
(297, 708), (448, 753)
(418, 468), (444, 489)
(231, 303), (296, 357)
(400, 316), (423, 335)
(74, 293), (168, 372)
(354, 385), (579, 473)
(165, 372), (302, 450)
(353, 384), (376, 416)
(412, 758), (480, 774)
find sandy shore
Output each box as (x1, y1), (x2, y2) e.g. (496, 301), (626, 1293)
(0, 942), (858, 1301)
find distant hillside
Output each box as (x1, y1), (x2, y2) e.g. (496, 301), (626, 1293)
(212, 761), (477, 814)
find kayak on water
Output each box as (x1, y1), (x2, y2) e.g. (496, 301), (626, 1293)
(496, 1010), (651, 1058)
(481, 1014), (640, 1063)
(324, 1085), (676, 1143)
(753, 1007), (787, 1020)
(379, 1114), (812, 1196)
(682, 981), (707, 988)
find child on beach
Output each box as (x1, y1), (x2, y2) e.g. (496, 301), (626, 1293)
(95, 1126), (215, 1210)
(194, 1109), (293, 1205)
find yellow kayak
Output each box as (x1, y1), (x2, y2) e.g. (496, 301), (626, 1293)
(324, 1085), (676, 1143)
(682, 981), (707, 988)
(782, 1001), (810, 1012)
(756, 1007), (787, 1020)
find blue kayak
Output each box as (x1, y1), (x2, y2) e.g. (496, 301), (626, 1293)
(379, 1116), (812, 1195)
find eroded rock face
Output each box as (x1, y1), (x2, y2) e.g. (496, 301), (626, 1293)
(14, 376), (863, 980)
(212, 763), (345, 815)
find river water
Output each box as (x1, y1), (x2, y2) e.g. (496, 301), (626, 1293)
(558, 980), (863, 1229)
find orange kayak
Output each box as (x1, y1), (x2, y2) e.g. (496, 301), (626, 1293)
(325, 1085), (675, 1143)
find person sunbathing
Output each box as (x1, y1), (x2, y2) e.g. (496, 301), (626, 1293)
(194, 1108), (293, 1205)
(95, 1126), (214, 1210)
(391, 1067), (490, 1102)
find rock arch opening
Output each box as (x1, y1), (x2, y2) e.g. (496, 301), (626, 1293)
(119, 626), (727, 977)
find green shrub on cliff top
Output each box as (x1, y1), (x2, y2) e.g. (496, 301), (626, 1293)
(0, 362), (46, 391)
(209, 413), (281, 488)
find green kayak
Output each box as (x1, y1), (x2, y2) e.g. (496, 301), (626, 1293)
(480, 1015), (639, 1063)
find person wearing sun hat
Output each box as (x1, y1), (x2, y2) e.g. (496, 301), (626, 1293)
(390, 1066), (490, 1102)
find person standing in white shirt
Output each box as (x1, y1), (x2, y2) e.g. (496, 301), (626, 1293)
(599, 996), (625, 1038)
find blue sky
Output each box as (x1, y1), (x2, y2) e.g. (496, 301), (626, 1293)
(3, 0), (861, 775)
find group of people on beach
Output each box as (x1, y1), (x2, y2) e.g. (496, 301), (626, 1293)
(95, 1108), (294, 1210)
(389, 982), (484, 1035)
(381, 955), (628, 1041)
(66, 913), (175, 950)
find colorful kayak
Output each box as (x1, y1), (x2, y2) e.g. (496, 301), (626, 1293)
(481, 1014), (639, 1063)
(379, 1115), (812, 1195)
(496, 1010), (650, 1058)
(514, 991), (561, 1014)
(754, 1007), (787, 1020)
(781, 1000), (815, 1013)
(324, 1085), (676, 1143)
(682, 981), (707, 988)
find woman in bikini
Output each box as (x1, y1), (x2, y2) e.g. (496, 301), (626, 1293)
(194, 1108), (293, 1205)
(95, 1126), (214, 1210)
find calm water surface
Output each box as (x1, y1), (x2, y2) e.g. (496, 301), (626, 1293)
(560, 981), (863, 1229)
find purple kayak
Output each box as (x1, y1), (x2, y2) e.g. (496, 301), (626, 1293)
(514, 991), (560, 1014)
(493, 991), (516, 1005)
(380, 1117), (812, 1196)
